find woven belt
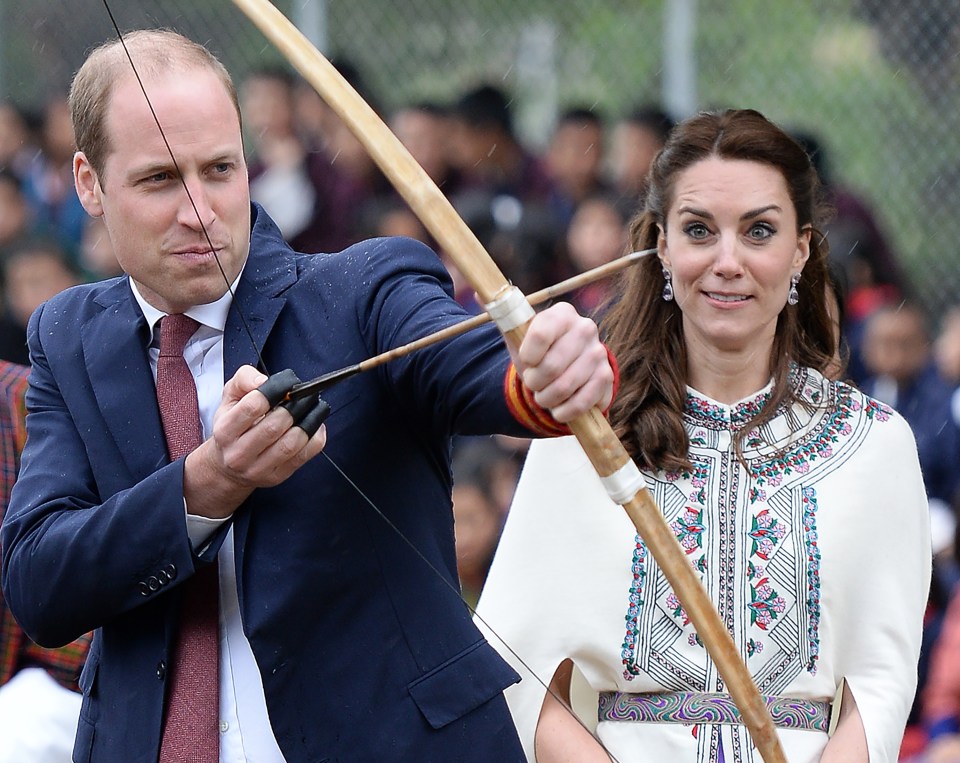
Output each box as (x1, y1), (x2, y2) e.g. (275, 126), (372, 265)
(598, 691), (831, 733)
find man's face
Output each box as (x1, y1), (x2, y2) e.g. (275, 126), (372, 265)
(74, 66), (250, 315)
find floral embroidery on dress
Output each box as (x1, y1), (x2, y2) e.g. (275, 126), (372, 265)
(748, 510), (786, 560)
(621, 537), (647, 679)
(666, 592), (691, 625)
(619, 368), (888, 697)
(672, 506), (706, 554)
(862, 397), (892, 421)
(802, 487), (822, 673)
(748, 576), (786, 630)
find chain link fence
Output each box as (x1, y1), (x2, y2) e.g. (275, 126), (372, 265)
(2, 0), (959, 322)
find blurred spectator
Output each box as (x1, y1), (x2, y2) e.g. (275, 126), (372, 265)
(561, 191), (630, 315)
(240, 67), (316, 242)
(390, 101), (463, 196)
(0, 101), (37, 177)
(824, 260), (851, 382)
(292, 77), (330, 152)
(452, 435), (528, 519)
(608, 105), (674, 211)
(793, 130), (908, 384)
(448, 84), (552, 204)
(0, 360), (90, 763)
(544, 107), (609, 231)
(452, 186), (559, 298)
(451, 436), (526, 608)
(452, 476), (503, 610)
(918, 587), (960, 763)
(291, 58), (392, 253)
(935, 305), (960, 387)
(0, 169), (34, 253)
(448, 84), (559, 294)
(0, 238), (81, 364)
(859, 302), (959, 743)
(21, 96), (86, 263)
(358, 195), (431, 245)
(860, 302), (960, 508)
(77, 216), (121, 282)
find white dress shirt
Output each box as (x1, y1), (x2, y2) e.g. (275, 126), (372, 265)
(133, 280), (287, 762)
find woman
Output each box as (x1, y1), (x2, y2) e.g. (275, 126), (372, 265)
(476, 109), (930, 763)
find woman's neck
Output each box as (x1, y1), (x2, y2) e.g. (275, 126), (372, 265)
(686, 344), (773, 405)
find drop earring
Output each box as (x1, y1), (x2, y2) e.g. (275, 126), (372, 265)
(787, 272), (801, 306)
(662, 268), (674, 302)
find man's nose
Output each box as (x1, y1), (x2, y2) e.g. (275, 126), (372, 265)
(177, 177), (215, 231)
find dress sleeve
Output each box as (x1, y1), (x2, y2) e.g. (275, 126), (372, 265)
(826, 410), (931, 761)
(474, 436), (632, 760)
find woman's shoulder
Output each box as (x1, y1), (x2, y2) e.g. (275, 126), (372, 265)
(800, 367), (918, 451)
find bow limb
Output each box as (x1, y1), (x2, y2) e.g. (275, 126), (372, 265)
(230, 2), (787, 760)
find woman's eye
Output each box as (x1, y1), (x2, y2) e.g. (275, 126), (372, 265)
(683, 222), (711, 239)
(747, 222), (775, 240)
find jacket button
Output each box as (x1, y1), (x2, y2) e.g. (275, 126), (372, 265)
(147, 576), (160, 592)
(165, 563), (177, 580)
(157, 569), (169, 585)
(139, 582), (150, 596)
(156, 661), (166, 680)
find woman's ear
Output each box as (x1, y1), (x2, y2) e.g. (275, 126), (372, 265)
(657, 224), (669, 268)
(794, 225), (812, 271)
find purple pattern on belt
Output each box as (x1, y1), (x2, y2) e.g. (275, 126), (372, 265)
(598, 691), (830, 733)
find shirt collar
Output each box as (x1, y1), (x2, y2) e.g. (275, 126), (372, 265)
(130, 270), (242, 340)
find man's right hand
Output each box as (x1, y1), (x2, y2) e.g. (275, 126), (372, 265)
(182, 365), (328, 519)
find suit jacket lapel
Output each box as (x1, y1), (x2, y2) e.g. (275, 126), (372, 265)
(223, 206), (296, 375)
(84, 278), (168, 480)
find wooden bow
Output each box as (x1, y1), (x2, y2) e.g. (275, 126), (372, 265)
(235, 1), (787, 759)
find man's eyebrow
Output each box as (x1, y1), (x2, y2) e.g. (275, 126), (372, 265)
(129, 161), (176, 178)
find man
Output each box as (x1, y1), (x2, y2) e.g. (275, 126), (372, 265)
(0, 360), (90, 762)
(0, 30), (615, 762)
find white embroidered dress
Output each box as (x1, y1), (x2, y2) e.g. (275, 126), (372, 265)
(476, 368), (930, 763)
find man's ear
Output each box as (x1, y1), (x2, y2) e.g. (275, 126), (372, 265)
(73, 151), (103, 217)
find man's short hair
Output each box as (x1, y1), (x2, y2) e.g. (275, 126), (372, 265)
(69, 29), (240, 184)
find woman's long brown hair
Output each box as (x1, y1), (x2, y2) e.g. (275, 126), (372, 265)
(602, 109), (836, 473)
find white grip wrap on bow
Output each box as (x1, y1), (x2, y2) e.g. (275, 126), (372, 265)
(600, 459), (649, 505)
(484, 287), (537, 333)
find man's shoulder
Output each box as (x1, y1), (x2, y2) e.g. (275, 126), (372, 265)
(294, 236), (449, 287)
(29, 277), (131, 339)
(43, 277), (126, 311)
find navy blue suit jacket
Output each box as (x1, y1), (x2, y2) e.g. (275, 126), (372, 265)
(1, 205), (529, 762)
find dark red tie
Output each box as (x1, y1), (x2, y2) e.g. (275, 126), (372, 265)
(156, 314), (220, 763)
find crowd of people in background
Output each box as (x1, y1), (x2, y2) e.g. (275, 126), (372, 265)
(1, 55), (960, 760)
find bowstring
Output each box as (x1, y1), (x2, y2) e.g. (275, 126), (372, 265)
(101, 0), (268, 375)
(100, 3), (619, 759)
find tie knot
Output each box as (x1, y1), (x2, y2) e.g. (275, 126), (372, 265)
(159, 314), (200, 358)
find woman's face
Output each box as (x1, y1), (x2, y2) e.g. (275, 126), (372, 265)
(658, 156), (810, 362)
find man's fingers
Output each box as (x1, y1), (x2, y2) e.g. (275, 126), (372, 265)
(258, 368), (301, 407)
